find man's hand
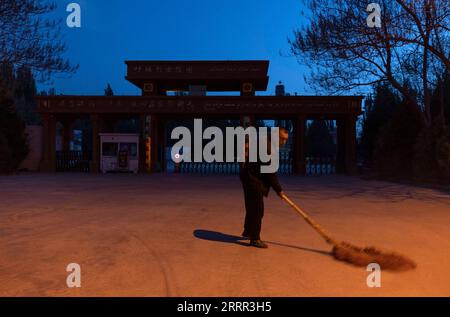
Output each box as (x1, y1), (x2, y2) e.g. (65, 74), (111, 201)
(277, 191), (286, 199)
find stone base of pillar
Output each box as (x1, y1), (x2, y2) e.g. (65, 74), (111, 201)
(39, 160), (54, 172)
(89, 161), (99, 174)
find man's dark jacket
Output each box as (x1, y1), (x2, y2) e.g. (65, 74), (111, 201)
(239, 160), (283, 197)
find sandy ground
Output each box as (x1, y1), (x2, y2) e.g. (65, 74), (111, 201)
(0, 173), (449, 297)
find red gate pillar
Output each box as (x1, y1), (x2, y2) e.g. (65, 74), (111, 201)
(345, 114), (357, 175)
(336, 117), (346, 174)
(62, 118), (73, 152)
(40, 113), (49, 171)
(293, 114), (306, 175)
(90, 114), (100, 173)
(49, 115), (56, 172)
(336, 115), (357, 174)
(240, 115), (255, 127)
(150, 115), (160, 173)
(40, 113), (56, 172)
(139, 114), (149, 173)
(158, 119), (166, 172)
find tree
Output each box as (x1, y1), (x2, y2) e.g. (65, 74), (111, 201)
(414, 116), (450, 184)
(306, 120), (335, 157)
(374, 101), (424, 179)
(0, 0), (78, 81)
(413, 71), (450, 183)
(14, 65), (41, 125)
(393, 1), (450, 70)
(0, 82), (29, 173)
(290, 0), (450, 127)
(361, 83), (401, 165)
(104, 83), (114, 96)
(0, 61), (15, 91)
(430, 71), (450, 124)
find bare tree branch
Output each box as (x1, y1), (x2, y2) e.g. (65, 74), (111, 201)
(290, 0), (449, 126)
(0, 0), (78, 83)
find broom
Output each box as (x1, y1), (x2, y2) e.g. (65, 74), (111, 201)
(281, 194), (416, 271)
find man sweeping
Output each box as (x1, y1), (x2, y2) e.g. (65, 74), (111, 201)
(240, 127), (289, 248)
(238, 128), (416, 270)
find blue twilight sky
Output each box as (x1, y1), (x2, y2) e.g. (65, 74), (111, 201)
(39, 0), (312, 96)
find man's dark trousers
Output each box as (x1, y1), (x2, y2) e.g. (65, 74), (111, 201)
(242, 183), (264, 240)
(240, 157), (282, 241)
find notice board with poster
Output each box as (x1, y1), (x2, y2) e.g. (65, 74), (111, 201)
(118, 150), (129, 169)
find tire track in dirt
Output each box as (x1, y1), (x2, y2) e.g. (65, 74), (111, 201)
(128, 232), (177, 296)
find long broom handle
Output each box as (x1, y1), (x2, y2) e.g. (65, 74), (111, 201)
(281, 194), (337, 246)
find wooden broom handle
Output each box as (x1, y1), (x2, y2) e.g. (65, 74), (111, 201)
(281, 194), (337, 245)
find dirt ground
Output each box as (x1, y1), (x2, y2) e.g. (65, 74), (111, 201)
(0, 173), (449, 297)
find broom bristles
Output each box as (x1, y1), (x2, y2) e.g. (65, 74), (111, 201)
(332, 241), (417, 271)
(281, 195), (417, 271)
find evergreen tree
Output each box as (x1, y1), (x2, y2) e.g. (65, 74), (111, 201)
(361, 83), (401, 166)
(430, 71), (450, 125)
(0, 61), (15, 91)
(413, 71), (450, 184)
(306, 120), (335, 157)
(414, 117), (450, 184)
(0, 82), (29, 173)
(374, 101), (424, 179)
(14, 66), (40, 125)
(104, 83), (114, 96)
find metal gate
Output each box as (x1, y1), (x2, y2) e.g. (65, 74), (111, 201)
(56, 151), (91, 172)
(177, 151), (293, 175)
(306, 156), (336, 175)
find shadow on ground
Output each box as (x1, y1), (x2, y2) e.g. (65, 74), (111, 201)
(193, 229), (331, 256)
(193, 229), (249, 247)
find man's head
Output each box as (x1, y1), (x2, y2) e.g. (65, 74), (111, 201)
(279, 127), (289, 146)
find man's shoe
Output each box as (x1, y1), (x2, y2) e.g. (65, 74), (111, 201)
(241, 230), (250, 238)
(250, 240), (268, 248)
